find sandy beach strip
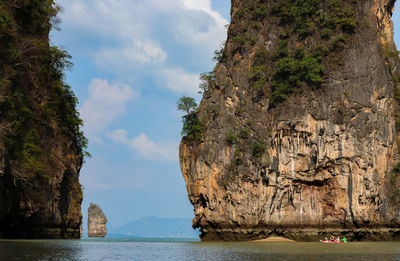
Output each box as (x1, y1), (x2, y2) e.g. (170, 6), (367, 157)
(250, 236), (296, 242)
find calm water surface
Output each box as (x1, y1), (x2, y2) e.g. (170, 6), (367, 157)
(1, 238), (400, 260)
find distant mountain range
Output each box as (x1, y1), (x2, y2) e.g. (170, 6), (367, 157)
(107, 217), (200, 238)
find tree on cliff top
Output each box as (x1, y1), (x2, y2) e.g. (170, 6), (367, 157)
(177, 96), (203, 141)
(177, 96), (197, 114)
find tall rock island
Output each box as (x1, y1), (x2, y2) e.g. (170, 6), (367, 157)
(0, 1), (86, 238)
(87, 203), (107, 238)
(180, 0), (400, 241)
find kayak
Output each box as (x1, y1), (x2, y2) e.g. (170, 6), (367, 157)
(320, 240), (347, 243)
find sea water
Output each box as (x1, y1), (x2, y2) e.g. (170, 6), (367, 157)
(1, 238), (400, 260)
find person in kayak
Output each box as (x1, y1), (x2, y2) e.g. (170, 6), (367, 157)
(341, 237), (347, 243)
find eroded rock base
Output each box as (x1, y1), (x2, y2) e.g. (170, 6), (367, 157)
(201, 228), (400, 242)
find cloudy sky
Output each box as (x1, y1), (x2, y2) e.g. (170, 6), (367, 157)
(51, 0), (230, 230)
(52, 0), (400, 230)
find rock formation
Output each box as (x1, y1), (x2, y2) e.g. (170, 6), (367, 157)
(0, 1), (85, 238)
(180, 0), (400, 241)
(88, 203), (107, 237)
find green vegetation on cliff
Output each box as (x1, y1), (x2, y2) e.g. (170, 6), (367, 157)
(226, 131), (237, 145)
(233, 0), (358, 107)
(0, 0), (85, 239)
(0, 1), (87, 180)
(178, 96), (203, 141)
(179, 0), (400, 241)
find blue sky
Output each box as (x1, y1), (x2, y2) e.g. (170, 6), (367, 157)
(52, 0), (400, 230)
(51, 0), (230, 230)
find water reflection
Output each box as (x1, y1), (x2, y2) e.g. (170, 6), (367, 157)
(1, 239), (400, 261)
(0, 240), (84, 261)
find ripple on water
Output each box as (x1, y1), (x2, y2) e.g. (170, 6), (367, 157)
(1, 239), (400, 261)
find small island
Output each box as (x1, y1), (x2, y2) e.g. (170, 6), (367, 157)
(88, 203), (108, 238)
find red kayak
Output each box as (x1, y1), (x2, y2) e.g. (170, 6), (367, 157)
(320, 240), (347, 243)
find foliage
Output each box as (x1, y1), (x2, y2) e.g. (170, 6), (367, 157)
(271, 0), (356, 36)
(177, 96), (203, 141)
(253, 5), (267, 20)
(339, 17), (357, 34)
(293, 47), (305, 60)
(226, 131), (237, 145)
(321, 27), (332, 39)
(251, 0), (357, 107)
(47, 46), (88, 158)
(383, 43), (400, 60)
(253, 142), (266, 157)
(235, 8), (245, 19)
(0, 1), (89, 177)
(181, 112), (203, 141)
(314, 44), (330, 57)
(332, 36), (347, 51)
(253, 45), (269, 65)
(235, 157), (243, 166)
(249, 65), (267, 89)
(249, 45), (270, 88)
(199, 72), (214, 96)
(392, 162), (400, 180)
(213, 42), (226, 62)
(270, 54), (324, 106)
(239, 129), (249, 139)
(395, 84), (400, 104)
(233, 35), (247, 45)
(177, 96), (197, 114)
(0, 3), (11, 30)
(271, 0), (321, 27)
(20, 129), (44, 173)
(234, 149), (243, 166)
(271, 38), (289, 60)
(49, 46), (72, 77)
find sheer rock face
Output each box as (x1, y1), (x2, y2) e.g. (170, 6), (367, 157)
(180, 0), (400, 241)
(0, 2), (84, 239)
(88, 203), (107, 238)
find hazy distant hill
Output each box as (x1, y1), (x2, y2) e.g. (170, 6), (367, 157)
(108, 217), (199, 238)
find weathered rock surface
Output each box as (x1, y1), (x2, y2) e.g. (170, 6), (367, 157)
(180, 0), (400, 241)
(0, 1), (84, 239)
(88, 203), (107, 237)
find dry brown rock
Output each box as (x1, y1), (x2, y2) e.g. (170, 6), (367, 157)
(180, 0), (400, 241)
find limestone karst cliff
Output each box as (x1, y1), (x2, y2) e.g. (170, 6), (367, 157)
(180, 0), (400, 241)
(0, 1), (86, 238)
(87, 203), (107, 238)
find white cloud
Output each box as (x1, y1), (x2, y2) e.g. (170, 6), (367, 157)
(94, 40), (167, 72)
(109, 129), (178, 162)
(57, 0), (228, 94)
(159, 68), (201, 95)
(180, 0), (228, 48)
(80, 79), (138, 136)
